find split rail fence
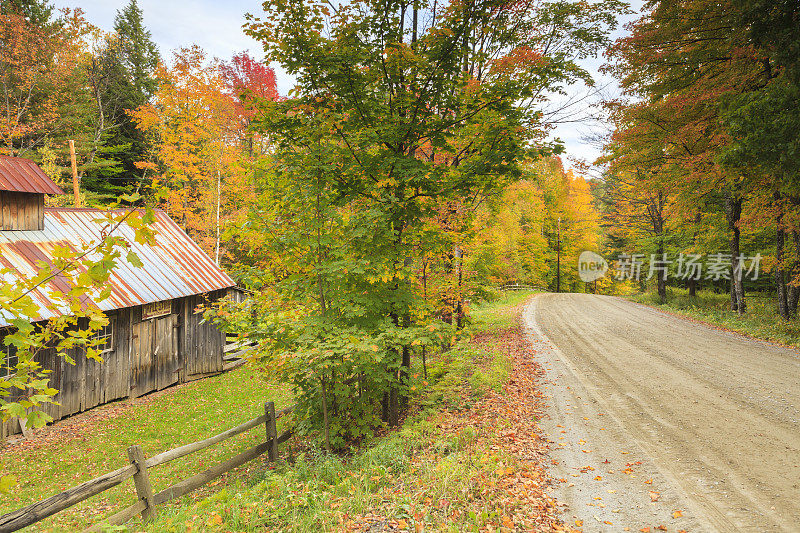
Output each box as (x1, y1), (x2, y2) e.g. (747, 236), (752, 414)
(0, 401), (294, 533)
(498, 282), (542, 291)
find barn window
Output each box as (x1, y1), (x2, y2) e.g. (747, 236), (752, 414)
(92, 318), (115, 354)
(1, 332), (18, 379)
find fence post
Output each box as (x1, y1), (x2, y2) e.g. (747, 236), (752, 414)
(127, 445), (156, 521)
(264, 401), (278, 462)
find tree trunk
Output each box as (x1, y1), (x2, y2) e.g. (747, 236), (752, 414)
(688, 211), (701, 297)
(656, 243), (667, 303)
(687, 277), (698, 296)
(788, 230), (800, 317)
(725, 194), (746, 314)
(777, 227), (790, 320)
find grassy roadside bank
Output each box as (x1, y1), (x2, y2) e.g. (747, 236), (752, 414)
(136, 290), (566, 533)
(627, 288), (800, 348)
(1, 291), (566, 532)
(0, 367), (293, 532)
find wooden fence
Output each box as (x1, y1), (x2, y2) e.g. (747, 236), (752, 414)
(0, 401), (294, 533)
(498, 282), (542, 292)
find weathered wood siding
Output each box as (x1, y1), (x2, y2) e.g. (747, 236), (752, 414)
(0, 191), (44, 230)
(182, 290), (226, 378)
(1, 292), (228, 440)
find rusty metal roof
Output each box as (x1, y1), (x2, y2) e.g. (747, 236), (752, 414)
(0, 208), (235, 325)
(0, 156), (65, 195)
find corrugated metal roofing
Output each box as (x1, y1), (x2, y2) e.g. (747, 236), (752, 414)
(0, 208), (235, 326)
(0, 156), (65, 195)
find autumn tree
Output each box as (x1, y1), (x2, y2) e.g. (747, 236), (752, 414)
(471, 157), (600, 292)
(219, 51), (279, 157)
(216, 0), (623, 447)
(0, 0), (53, 27)
(1, 201), (155, 493)
(603, 0), (776, 312)
(132, 47), (261, 261)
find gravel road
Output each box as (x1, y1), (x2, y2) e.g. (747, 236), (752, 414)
(524, 293), (800, 533)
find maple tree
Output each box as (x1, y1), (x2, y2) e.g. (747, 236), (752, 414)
(470, 157), (600, 292)
(600, 0), (799, 313)
(205, 0), (625, 448)
(0, 200), (155, 493)
(131, 47), (278, 261)
(0, 7), (93, 158)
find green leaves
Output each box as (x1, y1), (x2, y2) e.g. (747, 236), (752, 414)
(126, 251), (144, 269)
(232, 0), (622, 448)
(0, 201), (154, 431)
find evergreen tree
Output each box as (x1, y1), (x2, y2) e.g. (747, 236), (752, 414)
(82, 0), (160, 200)
(0, 0), (53, 27)
(112, 0), (159, 104)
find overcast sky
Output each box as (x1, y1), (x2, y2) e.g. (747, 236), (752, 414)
(54, 0), (642, 175)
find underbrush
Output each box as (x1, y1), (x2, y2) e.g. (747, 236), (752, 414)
(627, 287), (800, 347)
(140, 292), (532, 533)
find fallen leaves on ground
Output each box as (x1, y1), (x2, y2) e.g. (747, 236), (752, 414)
(347, 311), (575, 531)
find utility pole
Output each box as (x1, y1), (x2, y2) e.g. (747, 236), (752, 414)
(69, 140), (80, 207)
(215, 170), (221, 265)
(556, 216), (561, 293)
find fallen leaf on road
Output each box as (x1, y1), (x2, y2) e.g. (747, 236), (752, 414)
(645, 479), (653, 484)
(655, 526), (667, 531)
(639, 528), (650, 532)
(575, 519), (583, 527)
(649, 491), (660, 502)
(594, 476), (602, 481)
(673, 510), (683, 519)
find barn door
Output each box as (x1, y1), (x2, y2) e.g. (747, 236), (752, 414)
(131, 304), (179, 397)
(131, 319), (155, 397)
(154, 314), (179, 390)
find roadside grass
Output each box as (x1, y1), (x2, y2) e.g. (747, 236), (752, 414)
(470, 290), (537, 331)
(141, 291), (536, 533)
(0, 366), (292, 532)
(627, 287), (800, 348)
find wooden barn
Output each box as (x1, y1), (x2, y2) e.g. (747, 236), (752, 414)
(0, 156), (236, 439)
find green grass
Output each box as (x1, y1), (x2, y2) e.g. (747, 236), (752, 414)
(1, 291), (534, 533)
(138, 291), (531, 533)
(0, 366), (293, 532)
(627, 287), (800, 347)
(469, 290), (537, 331)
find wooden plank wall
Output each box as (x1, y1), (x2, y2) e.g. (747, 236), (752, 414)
(182, 291), (225, 378)
(0, 191), (44, 231)
(1, 293), (228, 440)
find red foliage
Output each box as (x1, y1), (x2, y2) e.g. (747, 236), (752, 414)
(219, 51), (279, 102)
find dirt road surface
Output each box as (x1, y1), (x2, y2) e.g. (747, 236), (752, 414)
(524, 293), (800, 533)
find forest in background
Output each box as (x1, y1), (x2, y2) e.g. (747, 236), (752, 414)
(597, 0), (800, 319)
(0, 0), (601, 290)
(5, 0), (800, 449)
